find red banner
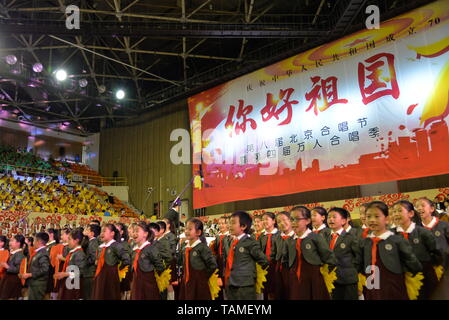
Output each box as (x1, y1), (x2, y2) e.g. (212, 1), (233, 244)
(188, 1), (449, 208)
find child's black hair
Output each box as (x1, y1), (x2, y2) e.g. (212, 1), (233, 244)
(0, 235), (9, 249)
(35, 232), (49, 245)
(91, 219), (101, 226)
(394, 200), (422, 225)
(417, 197), (437, 216)
(186, 218), (207, 244)
(262, 212), (278, 229)
(346, 211), (354, 227)
(26, 236), (34, 246)
(115, 223), (129, 242)
(277, 211), (291, 219)
(311, 206), (328, 226)
(104, 223), (121, 242)
(136, 221), (155, 243)
(164, 218), (176, 233)
(13, 234), (26, 248)
(70, 229), (85, 245)
(157, 221), (167, 233)
(367, 201), (389, 216)
(290, 206), (312, 229)
(328, 207), (349, 220)
(231, 211), (253, 234)
(87, 224), (101, 237)
(148, 222), (160, 233)
(47, 228), (60, 243)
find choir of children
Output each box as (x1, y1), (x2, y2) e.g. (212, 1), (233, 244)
(0, 197), (447, 300)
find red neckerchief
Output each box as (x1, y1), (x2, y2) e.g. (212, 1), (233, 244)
(224, 238), (239, 285)
(133, 242), (151, 272)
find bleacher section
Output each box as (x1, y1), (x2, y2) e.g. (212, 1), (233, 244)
(0, 145), (138, 218)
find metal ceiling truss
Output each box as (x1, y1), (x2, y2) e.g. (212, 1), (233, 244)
(0, 0), (436, 135)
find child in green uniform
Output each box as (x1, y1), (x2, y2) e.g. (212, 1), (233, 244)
(20, 232), (50, 300)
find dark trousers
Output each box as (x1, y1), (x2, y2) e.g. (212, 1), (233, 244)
(28, 279), (47, 300)
(331, 283), (358, 300)
(82, 277), (93, 300)
(226, 285), (256, 300)
(430, 268), (449, 300)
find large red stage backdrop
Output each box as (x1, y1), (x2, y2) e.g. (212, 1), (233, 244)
(188, 1), (449, 209)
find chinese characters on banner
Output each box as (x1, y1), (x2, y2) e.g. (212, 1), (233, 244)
(188, 1), (449, 209)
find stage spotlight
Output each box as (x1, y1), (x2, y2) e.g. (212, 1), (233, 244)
(79, 79), (88, 87)
(115, 89), (125, 100)
(5, 55), (17, 65)
(32, 63), (43, 73)
(55, 69), (67, 81)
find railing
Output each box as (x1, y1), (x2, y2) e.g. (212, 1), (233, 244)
(0, 163), (127, 186)
(70, 174), (128, 186)
(0, 163), (62, 177)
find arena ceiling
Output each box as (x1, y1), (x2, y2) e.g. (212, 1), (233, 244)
(0, 0), (435, 135)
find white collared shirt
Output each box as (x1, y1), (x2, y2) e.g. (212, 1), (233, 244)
(294, 228), (312, 240)
(313, 224), (326, 232)
(46, 240), (56, 246)
(89, 237), (96, 241)
(185, 239), (201, 249)
(35, 246), (46, 253)
(0, 248), (4, 251)
(345, 225), (352, 232)
(368, 230), (394, 240)
(281, 231), (295, 237)
(423, 217), (438, 229)
(362, 224), (368, 229)
(69, 246), (82, 254)
(396, 222), (416, 234)
(10, 249), (22, 255)
(331, 228), (345, 236)
(220, 231), (230, 236)
(264, 228), (278, 235)
(137, 241), (150, 250)
(233, 233), (247, 241)
(99, 239), (116, 248)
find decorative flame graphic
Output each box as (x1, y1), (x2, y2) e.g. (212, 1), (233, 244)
(408, 36), (449, 127)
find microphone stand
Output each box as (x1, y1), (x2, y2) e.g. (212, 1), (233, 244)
(170, 177), (194, 281)
(169, 176), (194, 210)
(142, 187), (154, 219)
